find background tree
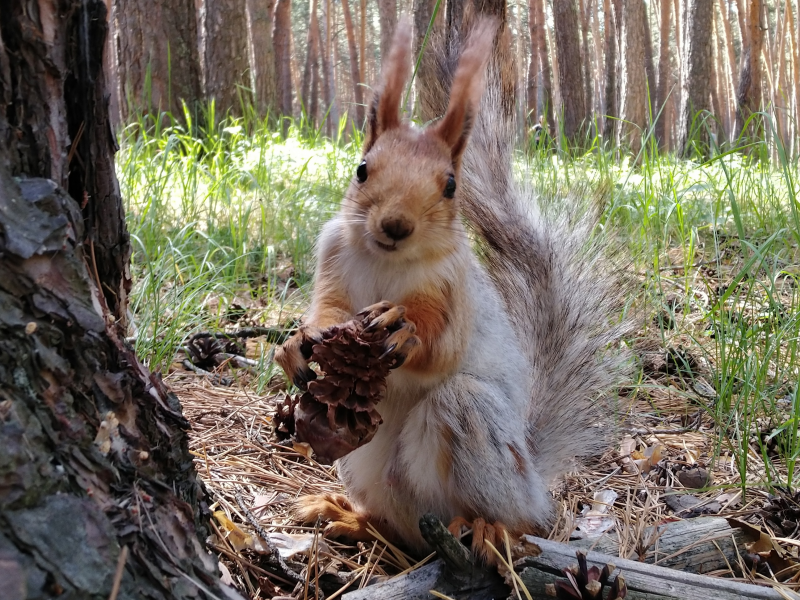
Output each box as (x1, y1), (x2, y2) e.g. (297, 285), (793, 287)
(378, 0), (399, 60)
(677, 0), (714, 155)
(245, 0), (278, 117)
(112, 0), (201, 122)
(736, 0), (764, 138)
(617, 0), (648, 154)
(199, 0), (250, 115)
(274, 0), (294, 134)
(532, 0), (555, 128)
(654, 0), (673, 149)
(603, 0), (619, 141)
(553, 0), (588, 143)
(342, 0), (366, 126)
(0, 2), (241, 597)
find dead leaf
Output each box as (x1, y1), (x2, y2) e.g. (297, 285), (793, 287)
(677, 467), (712, 489)
(292, 441), (313, 460)
(213, 511), (252, 551)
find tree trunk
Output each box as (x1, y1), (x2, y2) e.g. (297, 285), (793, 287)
(200, 0), (250, 115)
(246, 0), (278, 118)
(302, 0), (321, 122)
(528, 0), (540, 122)
(113, 0), (201, 122)
(786, 0), (800, 156)
(776, 0), (789, 148)
(719, 0), (738, 140)
(642, 1), (657, 119)
(590, 0), (604, 115)
(0, 4), (240, 598)
(579, 0), (593, 130)
(735, 0), (764, 139)
(617, 0), (648, 155)
(360, 0), (368, 83)
(553, 0), (586, 142)
(655, 0), (673, 149)
(320, 0), (338, 136)
(677, 0), (715, 156)
(602, 0), (618, 140)
(273, 0), (294, 135)
(533, 0), (555, 127)
(378, 0), (399, 60)
(341, 0), (365, 127)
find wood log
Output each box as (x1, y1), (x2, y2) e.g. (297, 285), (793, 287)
(518, 536), (796, 600)
(342, 516), (795, 600)
(570, 517), (752, 574)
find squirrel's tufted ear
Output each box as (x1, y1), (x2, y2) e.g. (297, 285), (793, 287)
(432, 18), (496, 169)
(363, 17), (412, 154)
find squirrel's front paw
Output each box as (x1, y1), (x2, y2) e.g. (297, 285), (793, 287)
(358, 302), (421, 368)
(275, 324), (323, 388)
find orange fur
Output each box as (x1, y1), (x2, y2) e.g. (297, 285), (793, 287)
(436, 424), (455, 482)
(295, 494), (376, 542)
(446, 516), (510, 565)
(400, 287), (458, 374)
(508, 443), (527, 476)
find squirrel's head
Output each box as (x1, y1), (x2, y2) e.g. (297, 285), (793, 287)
(342, 16), (495, 262)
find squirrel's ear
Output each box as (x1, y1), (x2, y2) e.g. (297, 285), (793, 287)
(432, 19), (496, 168)
(363, 17), (412, 154)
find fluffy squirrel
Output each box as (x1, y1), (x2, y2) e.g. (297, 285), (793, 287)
(276, 16), (631, 557)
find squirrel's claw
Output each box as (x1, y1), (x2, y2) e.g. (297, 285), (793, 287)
(295, 493), (377, 542)
(275, 325), (322, 389)
(447, 516), (509, 565)
(364, 304), (407, 331)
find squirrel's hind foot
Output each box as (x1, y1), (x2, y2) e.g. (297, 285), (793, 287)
(295, 493), (377, 542)
(447, 516), (509, 565)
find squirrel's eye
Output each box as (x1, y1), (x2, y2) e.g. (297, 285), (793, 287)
(356, 160), (368, 183)
(444, 175), (456, 199)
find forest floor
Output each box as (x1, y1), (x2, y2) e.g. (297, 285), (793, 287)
(119, 117), (800, 599)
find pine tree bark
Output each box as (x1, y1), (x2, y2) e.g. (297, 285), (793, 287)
(579, 0), (593, 130)
(718, 0), (738, 139)
(528, 0), (540, 122)
(655, 0), (673, 149)
(602, 0), (618, 140)
(0, 4), (240, 598)
(246, 0), (278, 117)
(200, 0), (250, 115)
(617, 0), (648, 154)
(341, 0), (365, 126)
(642, 1), (657, 117)
(735, 0), (764, 139)
(273, 0), (294, 134)
(786, 0), (800, 155)
(320, 0), (339, 136)
(553, 0), (587, 141)
(590, 0), (604, 115)
(533, 0), (555, 127)
(677, 0), (715, 156)
(302, 0), (321, 121)
(377, 0), (399, 60)
(113, 0), (201, 122)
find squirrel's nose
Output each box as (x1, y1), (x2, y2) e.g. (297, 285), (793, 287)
(381, 217), (414, 241)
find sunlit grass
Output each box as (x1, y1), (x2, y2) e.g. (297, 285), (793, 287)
(119, 105), (799, 494)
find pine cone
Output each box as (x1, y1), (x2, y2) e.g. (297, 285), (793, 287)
(272, 395), (296, 440)
(546, 551), (626, 600)
(281, 307), (405, 463)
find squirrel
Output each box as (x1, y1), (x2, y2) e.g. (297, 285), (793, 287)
(275, 15), (631, 559)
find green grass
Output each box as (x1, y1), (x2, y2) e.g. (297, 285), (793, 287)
(118, 106), (800, 495)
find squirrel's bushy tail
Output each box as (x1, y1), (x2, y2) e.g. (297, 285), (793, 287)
(420, 21), (632, 484)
